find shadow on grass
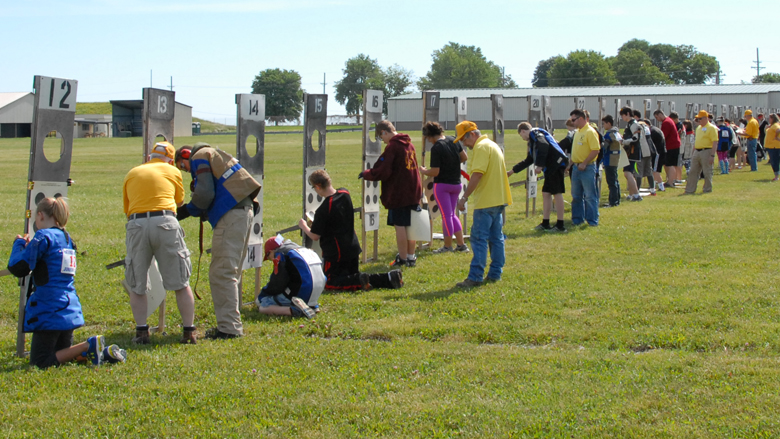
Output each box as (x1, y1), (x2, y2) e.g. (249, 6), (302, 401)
(407, 285), (463, 302)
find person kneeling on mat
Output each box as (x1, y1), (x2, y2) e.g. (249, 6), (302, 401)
(298, 169), (403, 291)
(256, 235), (325, 319)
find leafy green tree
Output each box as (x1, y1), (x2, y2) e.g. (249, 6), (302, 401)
(610, 49), (671, 85)
(753, 73), (780, 83)
(617, 40), (719, 84)
(251, 68), (303, 125)
(547, 50), (616, 87)
(380, 64), (415, 114)
(335, 54), (383, 123)
(532, 56), (563, 88)
(418, 42), (516, 89)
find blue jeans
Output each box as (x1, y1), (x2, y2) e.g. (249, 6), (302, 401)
(571, 164), (599, 226)
(768, 149), (780, 174)
(604, 165), (620, 206)
(747, 138), (758, 171)
(468, 205), (505, 282)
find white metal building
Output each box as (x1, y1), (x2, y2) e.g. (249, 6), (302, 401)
(0, 92), (34, 138)
(388, 84), (780, 131)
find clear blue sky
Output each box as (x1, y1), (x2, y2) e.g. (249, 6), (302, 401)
(2, 0), (776, 125)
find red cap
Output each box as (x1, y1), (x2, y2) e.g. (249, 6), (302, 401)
(264, 234), (284, 261)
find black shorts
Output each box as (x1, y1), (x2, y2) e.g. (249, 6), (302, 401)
(542, 167), (566, 195)
(729, 145), (738, 158)
(654, 151), (666, 173)
(665, 149), (679, 167)
(387, 204), (419, 227)
(623, 163), (636, 173)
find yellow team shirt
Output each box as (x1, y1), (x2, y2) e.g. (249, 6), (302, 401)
(571, 124), (600, 163)
(468, 135), (512, 210)
(745, 118), (759, 139)
(694, 123), (719, 150)
(123, 159), (184, 216)
(765, 123), (780, 150)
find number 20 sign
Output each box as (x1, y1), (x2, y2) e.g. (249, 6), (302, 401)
(38, 76), (78, 112)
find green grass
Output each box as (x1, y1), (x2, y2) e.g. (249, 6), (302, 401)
(75, 102), (113, 115)
(1, 131), (780, 438)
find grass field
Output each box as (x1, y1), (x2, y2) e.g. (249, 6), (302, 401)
(1, 130), (780, 438)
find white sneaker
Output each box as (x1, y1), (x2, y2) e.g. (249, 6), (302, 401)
(657, 182), (665, 192)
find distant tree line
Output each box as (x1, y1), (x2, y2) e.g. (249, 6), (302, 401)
(532, 39), (720, 87)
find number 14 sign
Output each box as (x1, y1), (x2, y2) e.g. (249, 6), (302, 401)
(38, 76), (78, 112)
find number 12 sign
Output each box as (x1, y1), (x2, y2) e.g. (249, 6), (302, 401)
(38, 76), (78, 112)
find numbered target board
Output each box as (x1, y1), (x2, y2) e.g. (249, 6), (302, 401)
(422, 91), (441, 222)
(644, 99), (652, 118)
(17, 76), (78, 357)
(236, 94), (265, 269)
(491, 94), (505, 151)
(362, 91), (382, 232)
(142, 88), (175, 160)
(303, 94), (327, 253)
(575, 97), (585, 111)
(528, 96), (543, 128)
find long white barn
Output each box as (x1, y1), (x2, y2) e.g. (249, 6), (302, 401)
(387, 84), (780, 131)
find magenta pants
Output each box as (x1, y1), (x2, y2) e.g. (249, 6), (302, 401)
(433, 182), (463, 237)
(717, 151), (729, 162)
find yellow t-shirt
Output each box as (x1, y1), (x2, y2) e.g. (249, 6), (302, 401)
(694, 123), (719, 150)
(745, 118), (759, 139)
(765, 123), (780, 150)
(468, 135), (512, 210)
(123, 159), (184, 216)
(571, 124), (600, 163)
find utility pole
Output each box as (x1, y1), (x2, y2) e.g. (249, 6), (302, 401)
(169, 76), (174, 91)
(321, 73), (327, 94)
(752, 48), (764, 79)
(150, 70), (153, 87)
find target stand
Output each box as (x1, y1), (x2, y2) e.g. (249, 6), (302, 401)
(16, 75), (78, 357)
(453, 96), (469, 237)
(139, 87), (176, 335)
(236, 94), (265, 299)
(302, 94), (327, 255)
(419, 91), (440, 250)
(361, 90), (382, 263)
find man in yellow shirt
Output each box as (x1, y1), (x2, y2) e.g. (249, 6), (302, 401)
(744, 109), (760, 171)
(455, 121), (512, 288)
(122, 141), (196, 344)
(684, 110), (719, 194)
(568, 109), (600, 226)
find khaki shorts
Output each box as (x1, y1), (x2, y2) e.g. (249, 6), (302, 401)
(124, 215), (191, 295)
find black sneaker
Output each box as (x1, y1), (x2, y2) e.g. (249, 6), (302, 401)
(204, 327), (241, 340)
(389, 253), (407, 267)
(534, 223), (552, 231)
(406, 254), (417, 267)
(388, 269), (404, 289)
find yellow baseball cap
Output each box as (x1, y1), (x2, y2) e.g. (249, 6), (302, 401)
(744, 109), (753, 116)
(454, 121), (477, 143)
(695, 110), (709, 119)
(151, 141), (175, 160)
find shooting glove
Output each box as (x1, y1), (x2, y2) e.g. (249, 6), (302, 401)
(176, 206), (191, 221)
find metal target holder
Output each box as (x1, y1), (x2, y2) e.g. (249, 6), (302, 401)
(491, 94), (505, 151)
(522, 95), (554, 218)
(140, 87), (176, 335)
(419, 91), (440, 250)
(16, 75), (78, 357)
(235, 93), (265, 297)
(454, 96), (469, 236)
(361, 90), (383, 263)
(302, 94), (327, 255)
